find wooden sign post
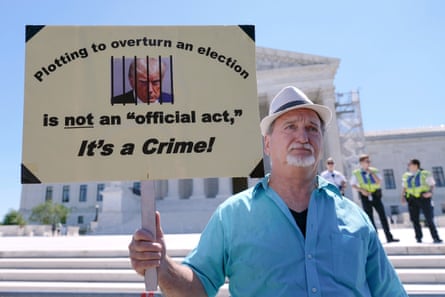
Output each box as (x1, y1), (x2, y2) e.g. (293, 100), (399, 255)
(140, 180), (162, 295)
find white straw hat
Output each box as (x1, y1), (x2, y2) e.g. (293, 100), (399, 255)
(259, 86), (332, 136)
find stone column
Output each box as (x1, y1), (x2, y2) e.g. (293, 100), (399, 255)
(192, 178), (205, 199)
(216, 177), (233, 199)
(165, 179), (179, 199)
(320, 86), (343, 169)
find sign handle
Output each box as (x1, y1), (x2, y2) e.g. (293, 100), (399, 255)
(140, 180), (162, 296)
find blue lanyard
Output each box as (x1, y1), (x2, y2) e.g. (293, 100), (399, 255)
(361, 171), (375, 184)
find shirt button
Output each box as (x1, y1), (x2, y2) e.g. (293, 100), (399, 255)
(307, 254), (313, 259)
(312, 287), (318, 293)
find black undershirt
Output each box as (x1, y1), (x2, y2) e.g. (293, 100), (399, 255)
(289, 208), (308, 238)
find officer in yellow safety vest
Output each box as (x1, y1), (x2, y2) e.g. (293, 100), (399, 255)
(350, 154), (399, 243)
(402, 159), (442, 243)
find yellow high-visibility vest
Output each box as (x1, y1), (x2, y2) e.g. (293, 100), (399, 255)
(402, 170), (431, 198)
(353, 167), (380, 193)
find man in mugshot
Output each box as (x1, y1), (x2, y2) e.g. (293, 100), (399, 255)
(111, 57), (173, 105)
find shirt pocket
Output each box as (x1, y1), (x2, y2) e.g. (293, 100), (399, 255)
(330, 233), (366, 288)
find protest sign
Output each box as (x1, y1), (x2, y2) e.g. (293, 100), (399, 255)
(22, 25), (263, 184)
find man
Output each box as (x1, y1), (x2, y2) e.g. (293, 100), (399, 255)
(350, 154), (400, 243)
(129, 86), (407, 296)
(111, 57), (173, 105)
(320, 157), (347, 195)
(402, 159), (442, 243)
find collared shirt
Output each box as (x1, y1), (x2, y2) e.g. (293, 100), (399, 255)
(350, 168), (383, 189)
(401, 170), (435, 188)
(402, 170), (435, 198)
(183, 175), (407, 297)
(320, 169), (347, 190)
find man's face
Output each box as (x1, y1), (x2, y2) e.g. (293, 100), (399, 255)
(360, 158), (371, 169)
(408, 163), (417, 173)
(129, 69), (162, 103)
(264, 109), (322, 170)
(326, 161), (335, 170)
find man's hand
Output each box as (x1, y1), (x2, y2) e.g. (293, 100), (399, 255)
(129, 212), (208, 296)
(128, 211), (166, 276)
(359, 189), (370, 197)
(422, 192), (433, 198)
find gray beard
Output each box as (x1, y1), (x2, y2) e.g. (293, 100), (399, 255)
(287, 155), (316, 167)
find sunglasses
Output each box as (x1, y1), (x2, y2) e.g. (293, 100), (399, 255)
(327, 162), (334, 165)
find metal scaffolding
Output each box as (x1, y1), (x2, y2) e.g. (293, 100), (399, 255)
(335, 90), (366, 181)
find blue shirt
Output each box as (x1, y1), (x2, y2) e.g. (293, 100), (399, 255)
(183, 175), (407, 297)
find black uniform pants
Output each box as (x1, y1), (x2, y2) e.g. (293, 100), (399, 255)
(359, 189), (394, 241)
(407, 197), (440, 241)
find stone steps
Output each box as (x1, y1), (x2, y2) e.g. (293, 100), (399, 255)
(1, 264), (445, 284)
(0, 232), (445, 296)
(1, 255), (445, 296)
(1, 282), (445, 297)
(3, 255), (445, 269)
(0, 270), (444, 285)
(390, 255), (445, 268)
(0, 258), (133, 269)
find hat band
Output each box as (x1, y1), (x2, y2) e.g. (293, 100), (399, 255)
(273, 100), (307, 113)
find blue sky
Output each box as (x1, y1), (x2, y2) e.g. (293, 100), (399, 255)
(1, 0), (444, 220)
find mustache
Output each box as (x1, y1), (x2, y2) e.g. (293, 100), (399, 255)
(288, 143), (314, 153)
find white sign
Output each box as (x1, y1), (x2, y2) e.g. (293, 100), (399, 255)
(22, 25), (263, 184)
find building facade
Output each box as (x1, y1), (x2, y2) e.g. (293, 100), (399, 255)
(19, 46), (346, 234)
(21, 47), (445, 234)
(364, 127), (445, 217)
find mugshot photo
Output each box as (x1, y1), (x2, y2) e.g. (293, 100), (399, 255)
(111, 56), (174, 105)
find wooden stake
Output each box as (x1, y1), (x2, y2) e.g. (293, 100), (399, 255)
(140, 180), (162, 296)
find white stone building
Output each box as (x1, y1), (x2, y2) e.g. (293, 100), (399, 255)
(18, 46), (368, 234)
(21, 47), (445, 233)
(363, 127), (445, 218)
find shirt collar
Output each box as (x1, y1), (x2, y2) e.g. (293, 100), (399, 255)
(408, 170), (420, 175)
(255, 174), (337, 198)
(254, 174), (270, 195)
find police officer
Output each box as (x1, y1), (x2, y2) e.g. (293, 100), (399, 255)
(320, 157), (347, 195)
(351, 154), (400, 243)
(402, 159), (443, 243)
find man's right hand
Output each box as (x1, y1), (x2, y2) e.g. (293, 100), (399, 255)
(128, 211), (166, 276)
(128, 212), (207, 297)
(360, 189), (370, 197)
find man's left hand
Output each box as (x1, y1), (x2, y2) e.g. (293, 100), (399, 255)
(422, 192), (433, 198)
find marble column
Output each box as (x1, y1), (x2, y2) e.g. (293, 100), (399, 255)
(165, 179), (179, 199)
(320, 86), (343, 169)
(216, 177), (233, 199)
(192, 178), (205, 199)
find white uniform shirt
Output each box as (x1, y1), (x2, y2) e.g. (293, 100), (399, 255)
(401, 170), (436, 188)
(321, 170), (347, 190)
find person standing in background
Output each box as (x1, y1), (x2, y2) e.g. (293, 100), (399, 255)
(320, 157), (347, 195)
(402, 159), (443, 243)
(350, 154), (400, 243)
